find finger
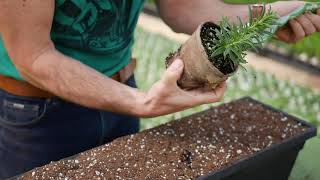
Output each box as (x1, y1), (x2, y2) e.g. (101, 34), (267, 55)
(295, 14), (316, 35)
(162, 59), (184, 85)
(305, 12), (320, 31)
(275, 27), (294, 43)
(317, 9), (320, 16)
(289, 19), (305, 42)
(193, 82), (227, 104)
(212, 82), (227, 100)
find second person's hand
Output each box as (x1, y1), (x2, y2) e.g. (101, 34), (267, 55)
(272, 1), (320, 43)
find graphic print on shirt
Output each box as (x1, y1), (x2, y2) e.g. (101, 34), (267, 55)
(52, 0), (135, 53)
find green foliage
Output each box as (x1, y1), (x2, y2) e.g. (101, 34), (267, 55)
(205, 6), (278, 70)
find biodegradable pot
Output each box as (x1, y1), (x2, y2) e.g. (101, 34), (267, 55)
(166, 22), (237, 90)
(14, 97), (317, 180)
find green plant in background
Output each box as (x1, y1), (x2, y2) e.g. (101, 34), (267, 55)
(145, 0), (155, 5)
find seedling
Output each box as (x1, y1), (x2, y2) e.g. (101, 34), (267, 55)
(201, 6), (278, 74)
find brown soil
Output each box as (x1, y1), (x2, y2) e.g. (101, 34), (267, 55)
(19, 98), (306, 180)
(200, 22), (235, 75)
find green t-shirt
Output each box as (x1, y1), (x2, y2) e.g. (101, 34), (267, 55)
(0, 0), (144, 80)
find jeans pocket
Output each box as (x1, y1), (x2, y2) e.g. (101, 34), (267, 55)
(0, 98), (47, 127)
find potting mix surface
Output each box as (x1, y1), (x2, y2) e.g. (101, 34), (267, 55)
(19, 98), (306, 180)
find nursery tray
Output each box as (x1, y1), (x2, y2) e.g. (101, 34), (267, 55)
(11, 97), (317, 180)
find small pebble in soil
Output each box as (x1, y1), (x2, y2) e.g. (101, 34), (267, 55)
(252, 148), (261, 152)
(281, 117), (288, 122)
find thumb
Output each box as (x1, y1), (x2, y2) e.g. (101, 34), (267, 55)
(162, 59), (184, 85)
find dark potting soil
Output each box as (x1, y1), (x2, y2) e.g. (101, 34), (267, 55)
(200, 22), (235, 75)
(19, 98), (306, 180)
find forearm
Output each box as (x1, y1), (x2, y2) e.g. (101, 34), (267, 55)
(158, 0), (249, 34)
(19, 47), (145, 116)
(158, 0), (303, 34)
(0, 0), (144, 116)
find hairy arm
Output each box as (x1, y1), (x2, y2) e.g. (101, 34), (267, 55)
(157, 0), (320, 43)
(0, 0), (145, 116)
(156, 0), (249, 34)
(0, 0), (227, 118)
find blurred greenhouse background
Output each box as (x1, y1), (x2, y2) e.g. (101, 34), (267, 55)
(134, 0), (320, 179)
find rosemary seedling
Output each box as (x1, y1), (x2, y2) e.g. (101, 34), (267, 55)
(201, 6), (278, 73)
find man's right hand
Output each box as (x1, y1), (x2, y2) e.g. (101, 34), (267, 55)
(138, 59), (227, 118)
(272, 1), (320, 43)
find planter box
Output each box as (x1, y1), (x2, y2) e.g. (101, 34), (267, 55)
(14, 97), (316, 180)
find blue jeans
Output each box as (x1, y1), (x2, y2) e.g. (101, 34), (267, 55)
(0, 76), (140, 179)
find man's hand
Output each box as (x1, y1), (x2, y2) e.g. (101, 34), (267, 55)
(140, 59), (227, 118)
(273, 1), (320, 43)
